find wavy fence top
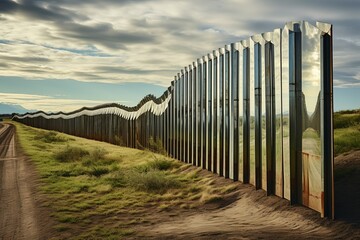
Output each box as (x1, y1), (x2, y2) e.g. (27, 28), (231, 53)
(13, 21), (331, 121)
(13, 92), (172, 120)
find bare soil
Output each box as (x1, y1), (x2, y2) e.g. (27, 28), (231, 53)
(138, 152), (360, 239)
(141, 186), (360, 239)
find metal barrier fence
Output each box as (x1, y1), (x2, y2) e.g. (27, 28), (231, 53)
(13, 21), (334, 218)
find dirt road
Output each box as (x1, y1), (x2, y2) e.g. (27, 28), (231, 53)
(0, 124), (52, 240)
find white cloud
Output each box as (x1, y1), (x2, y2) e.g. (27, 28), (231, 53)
(0, 92), (110, 112)
(0, 0), (359, 90)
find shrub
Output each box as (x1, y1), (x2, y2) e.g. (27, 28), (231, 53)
(34, 131), (68, 143)
(135, 158), (178, 173)
(127, 170), (181, 193)
(334, 113), (360, 129)
(90, 147), (108, 161)
(334, 126), (360, 155)
(148, 158), (177, 171)
(88, 166), (110, 177)
(105, 171), (127, 188)
(55, 146), (89, 162)
(81, 148), (115, 167)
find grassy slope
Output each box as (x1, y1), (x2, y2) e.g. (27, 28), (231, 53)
(13, 121), (238, 239)
(334, 110), (360, 156)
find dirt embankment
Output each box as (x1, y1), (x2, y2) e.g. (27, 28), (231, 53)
(140, 152), (360, 239)
(0, 124), (54, 240)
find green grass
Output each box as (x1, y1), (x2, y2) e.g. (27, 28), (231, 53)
(33, 130), (70, 143)
(55, 145), (89, 162)
(334, 110), (360, 156)
(12, 121), (239, 239)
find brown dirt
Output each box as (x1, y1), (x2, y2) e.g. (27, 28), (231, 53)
(140, 186), (360, 239)
(137, 153), (360, 239)
(0, 124), (55, 240)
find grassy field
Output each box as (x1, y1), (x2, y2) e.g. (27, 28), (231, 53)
(334, 109), (360, 156)
(13, 121), (239, 239)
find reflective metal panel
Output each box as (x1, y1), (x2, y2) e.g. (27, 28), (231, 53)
(242, 42), (250, 184)
(288, 22), (302, 204)
(239, 42), (244, 181)
(231, 43), (239, 180)
(219, 48), (224, 176)
(319, 22), (334, 219)
(198, 58), (203, 167)
(249, 38), (256, 185)
(180, 71), (184, 162)
(207, 54), (213, 172)
(189, 65), (194, 164)
(301, 22), (322, 212)
(214, 50), (220, 174)
(200, 57), (207, 169)
(254, 41), (262, 189)
(193, 61), (198, 166)
(260, 39), (267, 192)
(273, 28), (284, 198)
(282, 26), (291, 200)
(225, 45), (231, 178)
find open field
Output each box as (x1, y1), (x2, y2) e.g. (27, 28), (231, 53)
(334, 109), (360, 155)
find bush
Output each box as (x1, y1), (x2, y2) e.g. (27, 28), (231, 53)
(55, 146), (89, 162)
(105, 171), (127, 188)
(88, 166), (110, 177)
(90, 147), (108, 160)
(135, 157), (178, 173)
(148, 158), (177, 171)
(34, 131), (68, 143)
(127, 170), (181, 193)
(334, 112), (360, 129)
(334, 126), (360, 155)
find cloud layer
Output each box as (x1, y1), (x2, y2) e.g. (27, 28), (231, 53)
(0, 0), (359, 88)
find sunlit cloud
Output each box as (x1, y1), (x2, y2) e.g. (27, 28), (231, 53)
(0, 92), (110, 112)
(0, 0), (359, 111)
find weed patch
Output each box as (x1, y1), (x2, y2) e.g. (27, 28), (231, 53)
(127, 170), (181, 193)
(34, 131), (68, 143)
(88, 166), (110, 177)
(137, 157), (179, 172)
(55, 146), (89, 162)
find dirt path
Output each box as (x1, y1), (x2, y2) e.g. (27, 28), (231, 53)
(0, 124), (53, 240)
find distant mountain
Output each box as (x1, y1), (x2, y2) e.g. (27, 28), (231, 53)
(0, 102), (35, 114)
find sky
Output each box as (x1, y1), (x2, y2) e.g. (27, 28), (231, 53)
(0, 0), (359, 112)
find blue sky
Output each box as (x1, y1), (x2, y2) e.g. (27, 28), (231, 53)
(0, 0), (359, 112)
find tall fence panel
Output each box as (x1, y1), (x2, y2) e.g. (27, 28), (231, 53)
(13, 21), (334, 219)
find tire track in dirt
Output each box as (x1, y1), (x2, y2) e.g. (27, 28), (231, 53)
(0, 124), (43, 240)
